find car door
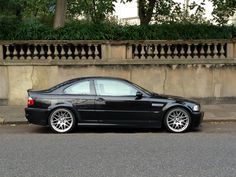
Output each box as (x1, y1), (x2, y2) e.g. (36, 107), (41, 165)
(93, 79), (153, 123)
(63, 79), (96, 122)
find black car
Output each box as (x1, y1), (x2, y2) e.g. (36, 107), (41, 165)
(25, 77), (204, 133)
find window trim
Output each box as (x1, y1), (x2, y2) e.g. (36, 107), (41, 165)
(94, 79), (143, 97)
(63, 79), (96, 96)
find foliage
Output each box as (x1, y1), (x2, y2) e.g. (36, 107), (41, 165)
(0, 0), (26, 20)
(210, 0), (236, 25)
(154, 0), (208, 24)
(1, 19), (236, 40)
(24, 0), (55, 18)
(68, 0), (117, 23)
(123, 0), (208, 25)
(0, 17), (51, 40)
(0, 0), (55, 20)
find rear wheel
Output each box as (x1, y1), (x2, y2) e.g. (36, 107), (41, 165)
(49, 108), (76, 133)
(164, 107), (191, 133)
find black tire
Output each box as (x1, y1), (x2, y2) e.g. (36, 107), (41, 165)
(164, 107), (191, 133)
(48, 108), (76, 133)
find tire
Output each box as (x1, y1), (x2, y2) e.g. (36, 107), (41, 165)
(49, 108), (76, 133)
(164, 107), (191, 133)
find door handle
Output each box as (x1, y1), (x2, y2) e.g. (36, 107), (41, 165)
(96, 97), (105, 102)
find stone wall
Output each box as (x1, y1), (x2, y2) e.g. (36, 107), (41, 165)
(1, 65), (236, 105)
(1, 40), (236, 105)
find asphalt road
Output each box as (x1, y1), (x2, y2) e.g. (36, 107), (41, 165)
(0, 122), (236, 177)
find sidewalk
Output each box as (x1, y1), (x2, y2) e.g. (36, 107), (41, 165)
(1, 104), (236, 124)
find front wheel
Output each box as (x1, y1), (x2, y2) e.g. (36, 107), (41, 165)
(164, 107), (191, 133)
(49, 108), (76, 133)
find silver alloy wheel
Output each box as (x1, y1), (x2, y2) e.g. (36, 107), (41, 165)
(166, 108), (190, 133)
(49, 108), (74, 133)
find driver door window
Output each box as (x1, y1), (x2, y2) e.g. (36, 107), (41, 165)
(95, 80), (137, 96)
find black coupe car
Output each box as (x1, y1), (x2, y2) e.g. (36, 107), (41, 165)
(25, 77), (204, 133)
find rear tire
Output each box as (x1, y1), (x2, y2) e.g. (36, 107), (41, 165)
(49, 108), (76, 133)
(164, 107), (191, 133)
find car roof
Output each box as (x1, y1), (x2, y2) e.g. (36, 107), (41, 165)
(67, 76), (129, 82)
(49, 76), (130, 91)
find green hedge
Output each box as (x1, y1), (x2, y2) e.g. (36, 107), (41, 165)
(0, 18), (236, 40)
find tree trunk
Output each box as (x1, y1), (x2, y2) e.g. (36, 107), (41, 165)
(138, 0), (156, 25)
(53, 0), (67, 29)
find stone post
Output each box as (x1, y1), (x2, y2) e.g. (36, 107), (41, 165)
(109, 43), (126, 61)
(226, 42), (234, 58)
(101, 43), (111, 61)
(0, 45), (3, 64)
(126, 44), (133, 59)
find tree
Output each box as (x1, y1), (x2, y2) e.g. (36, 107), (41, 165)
(155, 0), (207, 24)
(210, 0), (236, 25)
(68, 0), (116, 23)
(124, 0), (207, 25)
(137, 0), (156, 25)
(53, 0), (67, 29)
(0, 0), (26, 20)
(25, 0), (55, 18)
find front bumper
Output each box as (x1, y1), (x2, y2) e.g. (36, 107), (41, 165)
(25, 107), (50, 126)
(191, 111), (204, 128)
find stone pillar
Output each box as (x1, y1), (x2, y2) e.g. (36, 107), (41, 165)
(126, 44), (133, 59)
(0, 45), (3, 64)
(0, 67), (9, 105)
(8, 66), (33, 105)
(109, 43), (126, 60)
(227, 43), (234, 58)
(101, 43), (111, 61)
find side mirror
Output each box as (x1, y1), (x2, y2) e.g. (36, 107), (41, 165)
(136, 91), (143, 99)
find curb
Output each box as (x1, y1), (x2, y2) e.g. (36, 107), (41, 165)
(0, 119), (29, 125)
(3, 121), (29, 125)
(204, 119), (236, 123)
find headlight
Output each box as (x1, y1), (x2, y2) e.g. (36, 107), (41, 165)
(192, 105), (200, 111)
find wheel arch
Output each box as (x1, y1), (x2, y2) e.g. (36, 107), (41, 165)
(161, 104), (192, 127)
(48, 105), (80, 124)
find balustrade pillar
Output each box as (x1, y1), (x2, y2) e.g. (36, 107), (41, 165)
(101, 43), (110, 61)
(126, 45), (133, 59)
(227, 43), (234, 58)
(133, 44), (139, 59)
(219, 44), (225, 59)
(0, 45), (3, 64)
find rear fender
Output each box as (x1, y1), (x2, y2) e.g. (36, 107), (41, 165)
(48, 103), (81, 122)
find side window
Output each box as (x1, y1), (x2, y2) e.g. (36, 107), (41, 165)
(64, 80), (91, 95)
(95, 79), (137, 96)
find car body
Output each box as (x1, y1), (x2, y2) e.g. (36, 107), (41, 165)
(25, 77), (204, 133)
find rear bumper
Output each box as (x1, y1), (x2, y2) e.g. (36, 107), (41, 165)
(191, 111), (204, 128)
(25, 107), (50, 126)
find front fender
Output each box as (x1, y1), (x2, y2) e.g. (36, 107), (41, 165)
(162, 102), (193, 114)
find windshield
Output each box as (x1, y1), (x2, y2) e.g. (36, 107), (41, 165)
(131, 82), (154, 96)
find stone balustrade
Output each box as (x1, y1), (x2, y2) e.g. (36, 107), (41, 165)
(0, 40), (236, 65)
(131, 41), (226, 60)
(0, 41), (102, 65)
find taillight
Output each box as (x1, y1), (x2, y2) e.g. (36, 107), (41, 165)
(27, 97), (35, 106)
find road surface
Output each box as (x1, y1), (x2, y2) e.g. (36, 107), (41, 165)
(0, 122), (236, 177)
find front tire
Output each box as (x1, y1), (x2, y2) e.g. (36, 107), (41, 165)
(164, 107), (191, 133)
(49, 108), (76, 133)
